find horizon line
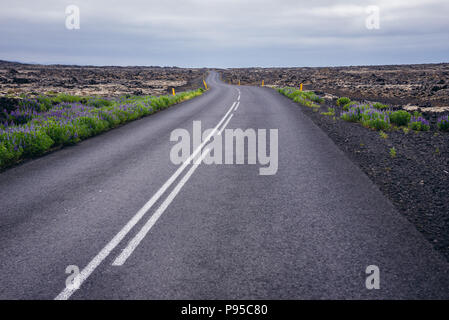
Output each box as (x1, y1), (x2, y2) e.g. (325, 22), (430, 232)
(1, 59), (448, 69)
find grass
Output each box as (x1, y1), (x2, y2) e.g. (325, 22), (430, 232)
(321, 107), (335, 116)
(379, 131), (388, 139)
(0, 89), (204, 169)
(389, 147), (397, 158)
(278, 87), (323, 108)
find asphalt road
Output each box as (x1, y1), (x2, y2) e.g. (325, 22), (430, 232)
(1, 71), (448, 299)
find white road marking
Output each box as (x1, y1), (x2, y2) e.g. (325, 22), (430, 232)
(112, 148), (210, 266)
(234, 101), (240, 111)
(55, 100), (237, 300)
(218, 114), (234, 135)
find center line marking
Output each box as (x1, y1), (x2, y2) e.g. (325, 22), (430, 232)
(55, 100), (237, 300)
(218, 114), (233, 135)
(112, 148), (210, 266)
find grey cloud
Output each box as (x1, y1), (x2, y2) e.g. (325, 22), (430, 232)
(0, 0), (447, 67)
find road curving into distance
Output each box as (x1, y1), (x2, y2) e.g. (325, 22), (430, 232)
(1, 71), (449, 299)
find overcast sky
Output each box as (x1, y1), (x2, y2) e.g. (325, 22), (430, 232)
(0, 0), (448, 67)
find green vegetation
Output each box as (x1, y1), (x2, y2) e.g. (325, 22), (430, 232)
(389, 110), (411, 126)
(336, 97), (351, 107)
(0, 89), (204, 169)
(437, 115), (449, 131)
(408, 116), (430, 131)
(341, 107), (362, 122)
(362, 116), (391, 131)
(343, 101), (357, 111)
(321, 107), (335, 116)
(277, 89), (444, 136)
(379, 131), (388, 139)
(17, 93), (115, 113)
(278, 87), (323, 108)
(390, 147), (397, 158)
(338, 101), (434, 133)
(409, 120), (430, 131)
(372, 102), (388, 110)
(341, 104), (391, 130)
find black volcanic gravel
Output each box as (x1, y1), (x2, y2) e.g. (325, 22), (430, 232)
(280, 93), (449, 261)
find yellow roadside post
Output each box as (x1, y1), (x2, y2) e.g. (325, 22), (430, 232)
(172, 88), (175, 96)
(300, 83), (303, 91)
(203, 80), (208, 90)
(262, 80), (264, 87)
(238, 80), (241, 86)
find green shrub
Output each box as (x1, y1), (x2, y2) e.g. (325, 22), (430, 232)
(363, 117), (391, 131)
(76, 116), (109, 135)
(409, 121), (429, 131)
(45, 121), (79, 146)
(343, 101), (357, 111)
(336, 97), (351, 106)
(390, 147), (397, 158)
(341, 104), (390, 130)
(0, 143), (7, 167)
(86, 97), (114, 108)
(359, 108), (391, 130)
(0, 88), (204, 170)
(0, 142), (17, 168)
(379, 131), (388, 139)
(19, 97), (50, 112)
(14, 130), (54, 157)
(409, 116), (430, 131)
(98, 111), (121, 127)
(389, 110), (411, 126)
(52, 93), (87, 105)
(36, 95), (54, 111)
(372, 102), (388, 110)
(341, 108), (362, 122)
(321, 107), (335, 116)
(437, 115), (449, 131)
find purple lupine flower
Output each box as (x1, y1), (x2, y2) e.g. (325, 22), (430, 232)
(437, 115), (449, 131)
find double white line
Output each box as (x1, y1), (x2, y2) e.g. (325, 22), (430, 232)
(55, 97), (240, 300)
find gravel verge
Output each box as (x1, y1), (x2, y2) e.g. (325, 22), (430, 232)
(278, 90), (449, 261)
